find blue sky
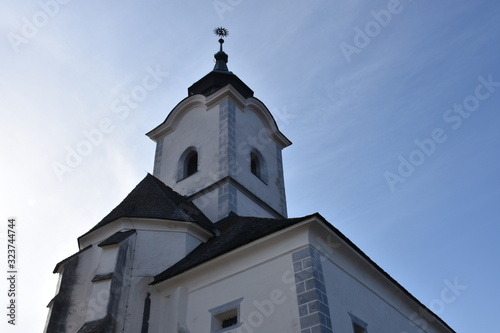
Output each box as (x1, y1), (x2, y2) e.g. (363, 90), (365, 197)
(1, 0), (499, 331)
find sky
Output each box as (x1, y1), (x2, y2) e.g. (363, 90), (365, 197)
(0, 0), (499, 332)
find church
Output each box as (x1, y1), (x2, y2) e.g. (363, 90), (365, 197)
(44, 29), (455, 333)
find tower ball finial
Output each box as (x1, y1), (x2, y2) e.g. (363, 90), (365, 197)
(212, 27), (229, 70)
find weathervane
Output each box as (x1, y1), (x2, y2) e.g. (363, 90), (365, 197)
(214, 27), (229, 38)
(214, 27), (229, 51)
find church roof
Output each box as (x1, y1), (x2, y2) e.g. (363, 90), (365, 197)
(150, 211), (454, 332)
(53, 244), (92, 273)
(188, 71), (254, 99)
(98, 229), (136, 247)
(79, 174), (216, 240)
(152, 214), (315, 284)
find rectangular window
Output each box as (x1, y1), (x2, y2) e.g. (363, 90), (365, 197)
(349, 313), (368, 333)
(209, 298), (243, 332)
(215, 308), (237, 329)
(353, 323), (367, 333)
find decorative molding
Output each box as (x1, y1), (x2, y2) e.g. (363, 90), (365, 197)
(292, 247), (333, 333)
(146, 95), (207, 141)
(276, 143), (287, 217)
(153, 137), (164, 177)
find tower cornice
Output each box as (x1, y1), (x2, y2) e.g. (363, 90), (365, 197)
(147, 84), (291, 149)
(146, 94), (207, 141)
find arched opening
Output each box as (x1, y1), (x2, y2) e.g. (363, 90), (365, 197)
(177, 147), (198, 181)
(186, 151), (198, 177)
(250, 151), (260, 178)
(250, 149), (267, 183)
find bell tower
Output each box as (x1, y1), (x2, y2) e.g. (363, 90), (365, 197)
(147, 28), (291, 222)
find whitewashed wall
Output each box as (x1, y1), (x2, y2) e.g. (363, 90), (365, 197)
(148, 86), (290, 222)
(149, 217), (453, 333)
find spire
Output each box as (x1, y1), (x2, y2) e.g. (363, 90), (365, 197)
(213, 27), (229, 72)
(187, 28), (253, 98)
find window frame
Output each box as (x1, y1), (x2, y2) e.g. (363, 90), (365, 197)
(185, 150), (198, 177)
(249, 149), (268, 184)
(209, 297), (244, 333)
(349, 313), (368, 333)
(177, 146), (198, 181)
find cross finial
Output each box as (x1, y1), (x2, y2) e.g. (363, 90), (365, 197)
(214, 27), (229, 38)
(212, 27), (229, 71)
(214, 27), (229, 51)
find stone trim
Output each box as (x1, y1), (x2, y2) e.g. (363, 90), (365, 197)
(153, 137), (164, 177)
(217, 183), (237, 220)
(276, 143), (287, 217)
(292, 247), (333, 333)
(218, 99), (237, 177)
(220, 99), (238, 177)
(218, 99), (238, 220)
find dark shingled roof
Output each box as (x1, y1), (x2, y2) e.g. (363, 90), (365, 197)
(98, 229), (136, 247)
(79, 174), (216, 240)
(152, 214), (314, 284)
(53, 245), (92, 273)
(187, 40), (254, 99)
(91, 272), (113, 282)
(188, 71), (254, 99)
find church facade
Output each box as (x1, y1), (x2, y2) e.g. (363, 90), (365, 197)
(45, 33), (455, 333)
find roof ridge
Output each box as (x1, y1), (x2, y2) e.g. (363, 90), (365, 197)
(152, 214), (313, 284)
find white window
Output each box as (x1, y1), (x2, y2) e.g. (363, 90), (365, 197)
(349, 313), (368, 333)
(214, 308), (237, 330)
(209, 298), (243, 332)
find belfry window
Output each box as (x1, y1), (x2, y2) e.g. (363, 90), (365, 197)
(186, 151), (198, 177)
(250, 149), (267, 183)
(250, 152), (260, 177)
(177, 147), (198, 181)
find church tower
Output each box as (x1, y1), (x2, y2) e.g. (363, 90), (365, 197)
(146, 29), (291, 222)
(45, 29), (456, 333)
